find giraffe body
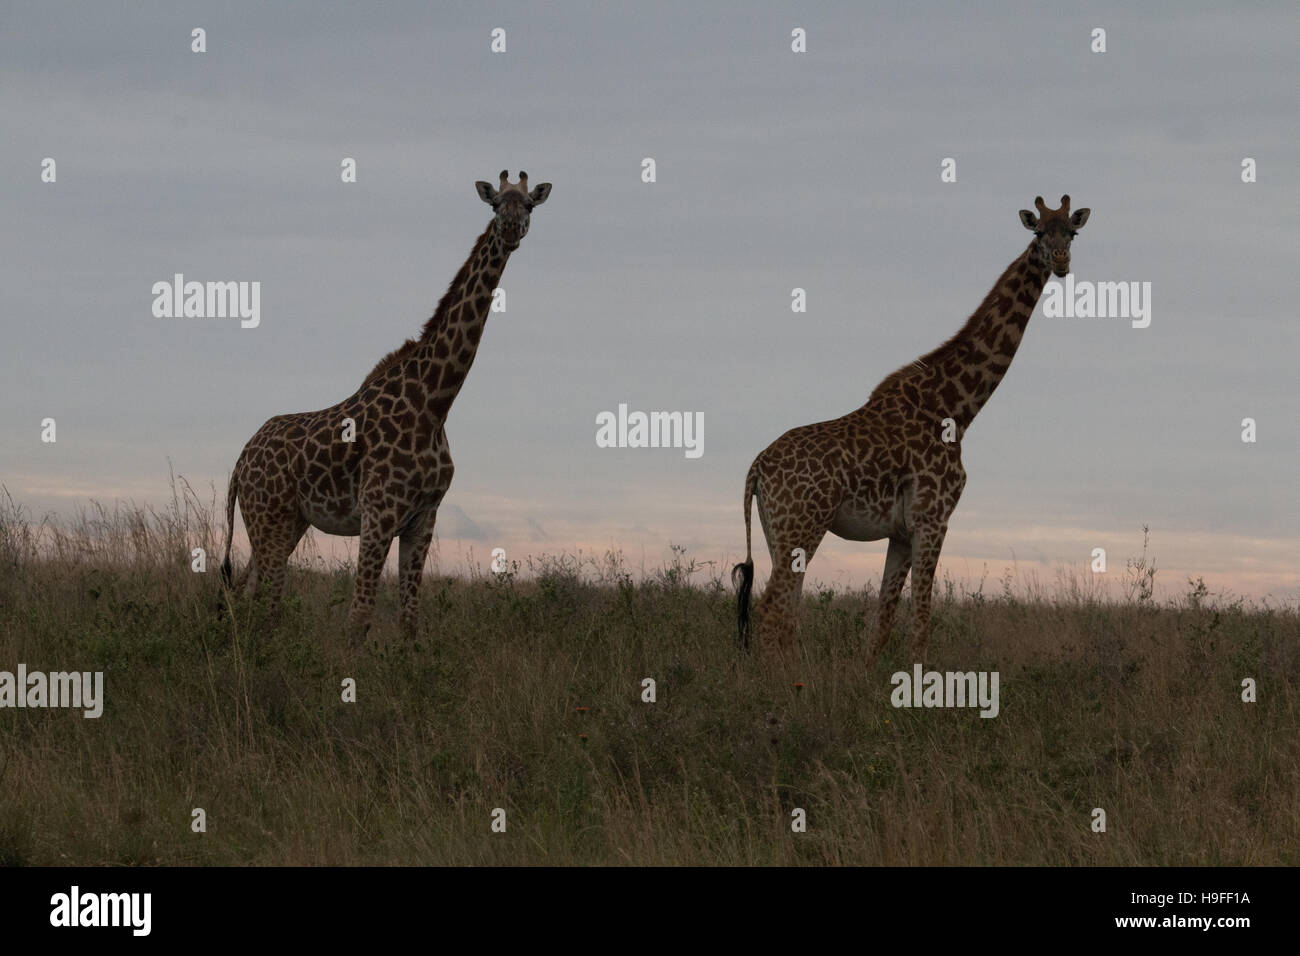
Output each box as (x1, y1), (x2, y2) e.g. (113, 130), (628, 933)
(222, 172), (550, 643)
(735, 196), (1089, 661)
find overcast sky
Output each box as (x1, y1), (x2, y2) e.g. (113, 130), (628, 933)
(2, 1), (1297, 600)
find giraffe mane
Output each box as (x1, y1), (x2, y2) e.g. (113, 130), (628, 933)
(358, 224), (495, 387)
(360, 338), (419, 386)
(869, 243), (1035, 404)
(871, 318), (973, 403)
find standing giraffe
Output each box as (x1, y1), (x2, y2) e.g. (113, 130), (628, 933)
(222, 171), (552, 643)
(734, 195), (1089, 661)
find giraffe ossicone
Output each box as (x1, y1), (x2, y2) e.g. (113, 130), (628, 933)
(734, 194), (1090, 662)
(221, 171), (551, 644)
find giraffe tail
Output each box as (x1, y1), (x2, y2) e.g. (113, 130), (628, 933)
(221, 469), (238, 587)
(731, 465), (758, 649)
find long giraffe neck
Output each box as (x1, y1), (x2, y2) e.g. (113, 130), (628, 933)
(875, 239), (1052, 432)
(415, 223), (512, 423)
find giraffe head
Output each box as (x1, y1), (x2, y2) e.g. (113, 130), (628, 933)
(475, 170), (552, 249)
(1019, 195), (1090, 277)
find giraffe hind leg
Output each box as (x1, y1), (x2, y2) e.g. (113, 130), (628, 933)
(755, 563), (804, 657)
(752, 467), (833, 659)
(755, 536), (825, 659)
(245, 512), (308, 626)
(216, 557), (253, 621)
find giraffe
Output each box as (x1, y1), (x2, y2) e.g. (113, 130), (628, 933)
(221, 171), (551, 644)
(733, 195), (1089, 661)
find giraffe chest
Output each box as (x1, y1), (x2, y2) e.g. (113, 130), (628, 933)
(295, 425), (453, 536)
(298, 462), (450, 536)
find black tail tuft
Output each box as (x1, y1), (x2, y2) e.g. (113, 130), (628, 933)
(220, 556), (233, 587)
(732, 558), (754, 650)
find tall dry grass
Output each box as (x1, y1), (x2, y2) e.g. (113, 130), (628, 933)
(0, 485), (1296, 865)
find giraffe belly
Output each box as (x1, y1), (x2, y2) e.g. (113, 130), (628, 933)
(308, 515), (362, 536)
(829, 494), (909, 542)
(300, 500), (361, 536)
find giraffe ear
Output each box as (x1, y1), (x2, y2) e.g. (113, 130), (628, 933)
(529, 183), (552, 205)
(1018, 210), (1039, 231)
(1069, 208), (1091, 230)
(475, 181), (498, 204)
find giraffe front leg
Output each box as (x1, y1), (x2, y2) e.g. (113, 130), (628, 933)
(869, 535), (912, 662)
(349, 510), (398, 646)
(397, 509), (438, 641)
(908, 521), (949, 663)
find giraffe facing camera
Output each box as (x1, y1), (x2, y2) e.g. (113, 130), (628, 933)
(734, 195), (1089, 661)
(221, 172), (551, 645)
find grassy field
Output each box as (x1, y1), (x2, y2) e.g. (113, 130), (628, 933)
(1, 486), (1297, 866)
